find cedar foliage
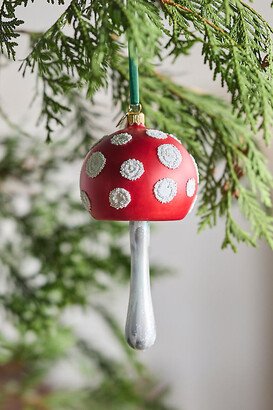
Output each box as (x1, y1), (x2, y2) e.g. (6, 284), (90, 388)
(2, 0), (273, 250)
(1, 1), (273, 406)
(0, 130), (168, 408)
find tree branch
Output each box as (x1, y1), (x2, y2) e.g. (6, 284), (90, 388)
(160, 0), (226, 35)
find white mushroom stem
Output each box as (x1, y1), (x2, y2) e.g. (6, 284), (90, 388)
(125, 221), (156, 350)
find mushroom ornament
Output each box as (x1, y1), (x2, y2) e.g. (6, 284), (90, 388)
(80, 112), (199, 350)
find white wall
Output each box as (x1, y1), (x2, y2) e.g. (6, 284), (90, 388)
(1, 2), (273, 410)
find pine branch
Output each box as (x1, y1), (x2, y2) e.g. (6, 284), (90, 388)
(0, 127), (129, 330)
(2, 0), (273, 251)
(161, 0), (273, 142)
(0, 0), (65, 59)
(6, 0), (273, 143)
(0, 0), (24, 59)
(18, 0), (162, 141)
(161, 0), (227, 34)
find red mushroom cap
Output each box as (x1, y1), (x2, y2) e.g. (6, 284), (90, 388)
(80, 124), (198, 221)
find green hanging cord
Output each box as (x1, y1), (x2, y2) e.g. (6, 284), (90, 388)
(128, 39), (140, 111)
(115, 19), (143, 127)
(116, 38), (144, 128)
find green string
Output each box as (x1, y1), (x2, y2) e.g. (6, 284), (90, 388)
(128, 40), (140, 108)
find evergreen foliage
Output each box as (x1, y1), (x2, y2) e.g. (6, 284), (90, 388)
(0, 316), (172, 409)
(1, 0), (273, 250)
(1, 1), (273, 406)
(0, 130), (131, 330)
(162, 0), (273, 142)
(0, 129), (169, 408)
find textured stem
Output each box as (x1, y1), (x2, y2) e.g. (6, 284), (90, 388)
(125, 221), (156, 350)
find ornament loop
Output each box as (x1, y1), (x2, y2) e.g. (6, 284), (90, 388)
(116, 104), (145, 127)
(129, 103), (142, 113)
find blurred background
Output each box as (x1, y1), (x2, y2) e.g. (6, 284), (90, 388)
(1, 1), (273, 409)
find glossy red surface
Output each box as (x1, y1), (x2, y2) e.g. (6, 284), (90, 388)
(80, 124), (198, 221)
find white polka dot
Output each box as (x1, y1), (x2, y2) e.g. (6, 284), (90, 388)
(188, 194), (198, 214)
(169, 134), (182, 144)
(111, 133), (132, 145)
(80, 191), (91, 212)
(190, 154), (199, 183)
(146, 129), (168, 139)
(154, 178), (177, 203)
(157, 144), (182, 169)
(186, 178), (196, 197)
(109, 188), (131, 209)
(86, 152), (106, 178)
(120, 159), (144, 181)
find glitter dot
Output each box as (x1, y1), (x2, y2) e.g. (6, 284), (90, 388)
(190, 154), (199, 183)
(80, 191), (91, 212)
(86, 152), (106, 178)
(146, 129), (168, 139)
(169, 134), (182, 144)
(157, 144), (182, 169)
(120, 159), (144, 181)
(153, 178), (177, 203)
(109, 188), (131, 209)
(111, 133), (132, 145)
(186, 178), (196, 197)
(188, 194), (198, 214)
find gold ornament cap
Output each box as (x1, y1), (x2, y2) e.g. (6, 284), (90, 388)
(127, 111), (145, 126)
(116, 104), (145, 128)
